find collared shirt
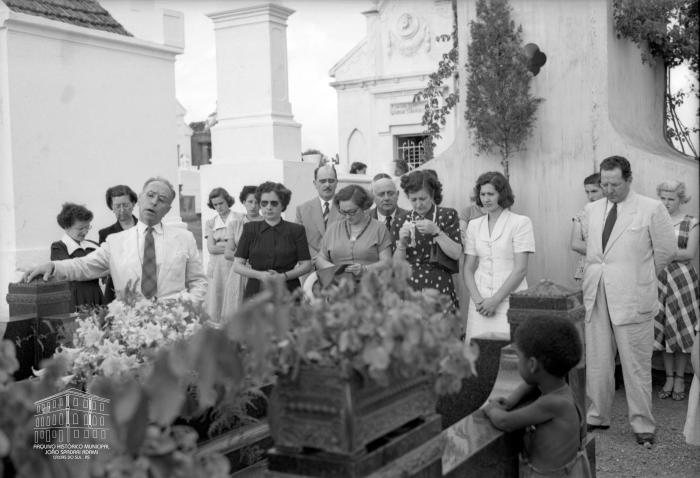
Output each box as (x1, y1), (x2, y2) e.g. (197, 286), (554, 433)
(318, 196), (334, 212)
(319, 218), (392, 265)
(136, 221), (165, 267)
(60, 233), (96, 255)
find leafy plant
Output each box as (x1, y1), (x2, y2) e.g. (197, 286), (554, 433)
(413, 0), (459, 158)
(236, 261), (478, 395)
(464, 0), (543, 179)
(613, 0), (699, 158)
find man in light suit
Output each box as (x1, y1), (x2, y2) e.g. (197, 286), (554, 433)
(295, 164), (342, 264)
(25, 177), (207, 302)
(583, 156), (676, 446)
(369, 174), (407, 251)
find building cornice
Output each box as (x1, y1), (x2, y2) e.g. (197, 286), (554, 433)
(0, 9), (182, 61)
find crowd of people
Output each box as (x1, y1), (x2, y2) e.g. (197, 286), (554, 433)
(22, 154), (699, 471)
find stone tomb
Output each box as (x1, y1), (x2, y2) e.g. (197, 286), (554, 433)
(4, 281), (75, 380)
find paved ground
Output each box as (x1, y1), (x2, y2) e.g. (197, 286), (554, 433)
(594, 372), (699, 478)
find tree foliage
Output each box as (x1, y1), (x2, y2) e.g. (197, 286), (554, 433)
(413, 0), (459, 160)
(613, 0), (699, 158)
(465, 0), (542, 179)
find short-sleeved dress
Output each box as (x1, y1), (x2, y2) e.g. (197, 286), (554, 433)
(220, 214), (264, 320)
(392, 206), (462, 306)
(50, 236), (105, 310)
(464, 210), (535, 340)
(319, 218), (392, 266)
(205, 212), (239, 322)
(235, 219), (311, 298)
(653, 215), (699, 354)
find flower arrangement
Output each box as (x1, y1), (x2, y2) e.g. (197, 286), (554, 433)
(56, 287), (205, 387)
(239, 260), (478, 395)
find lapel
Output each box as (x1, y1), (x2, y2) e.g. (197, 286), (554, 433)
(479, 209), (510, 242)
(604, 192), (637, 254)
(312, 199), (326, 235)
(370, 208), (378, 220)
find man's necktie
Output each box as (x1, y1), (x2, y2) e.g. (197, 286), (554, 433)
(323, 201), (330, 228)
(601, 203), (617, 251)
(141, 227), (157, 298)
(385, 214), (392, 231)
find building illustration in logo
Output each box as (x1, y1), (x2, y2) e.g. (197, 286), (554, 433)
(34, 388), (110, 444)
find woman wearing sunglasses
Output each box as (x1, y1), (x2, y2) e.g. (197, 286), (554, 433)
(232, 182), (312, 299)
(316, 184), (393, 277)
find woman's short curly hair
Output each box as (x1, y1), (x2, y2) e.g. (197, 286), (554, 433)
(56, 203), (93, 229)
(656, 179), (691, 204)
(333, 184), (373, 210)
(239, 185), (258, 203)
(473, 171), (515, 208)
(105, 185), (137, 209)
(400, 169), (443, 205)
(514, 316), (582, 378)
(207, 187), (234, 209)
(255, 182), (292, 211)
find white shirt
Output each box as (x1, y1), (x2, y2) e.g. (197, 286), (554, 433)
(60, 233), (95, 255)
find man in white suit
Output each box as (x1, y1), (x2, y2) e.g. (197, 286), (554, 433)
(25, 177), (207, 302)
(295, 164), (342, 264)
(583, 156), (676, 446)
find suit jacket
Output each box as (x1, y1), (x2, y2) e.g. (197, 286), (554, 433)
(98, 216), (138, 244)
(370, 206), (407, 251)
(295, 197), (342, 259)
(582, 191), (676, 325)
(53, 222), (208, 302)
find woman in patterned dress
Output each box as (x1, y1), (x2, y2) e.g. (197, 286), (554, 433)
(50, 203), (104, 310)
(393, 170), (462, 306)
(654, 180), (699, 401)
(221, 186), (263, 320)
(204, 187), (237, 322)
(463, 172), (535, 342)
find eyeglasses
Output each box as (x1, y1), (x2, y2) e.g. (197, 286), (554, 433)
(339, 208), (362, 217)
(317, 179), (337, 185)
(112, 203), (133, 211)
(260, 200), (281, 208)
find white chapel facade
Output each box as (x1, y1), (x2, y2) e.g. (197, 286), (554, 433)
(329, 0), (457, 175)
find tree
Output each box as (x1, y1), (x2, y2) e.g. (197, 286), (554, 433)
(464, 0), (542, 179)
(613, 0), (699, 158)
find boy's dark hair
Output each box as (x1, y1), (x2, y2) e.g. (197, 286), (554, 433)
(514, 316), (582, 377)
(583, 173), (600, 186)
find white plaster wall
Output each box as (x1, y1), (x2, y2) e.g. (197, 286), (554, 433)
(0, 12), (182, 320)
(424, 0), (698, 290)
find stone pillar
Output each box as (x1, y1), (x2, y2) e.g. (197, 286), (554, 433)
(207, 4), (301, 164)
(199, 4), (316, 271)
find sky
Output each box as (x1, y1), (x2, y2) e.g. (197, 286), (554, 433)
(102, 0), (373, 157)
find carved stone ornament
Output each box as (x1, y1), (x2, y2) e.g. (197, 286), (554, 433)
(387, 12), (431, 57)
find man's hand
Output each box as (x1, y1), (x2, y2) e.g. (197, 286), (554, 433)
(22, 263), (55, 283)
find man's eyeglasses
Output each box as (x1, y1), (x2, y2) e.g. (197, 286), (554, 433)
(339, 208), (361, 217)
(317, 179), (337, 185)
(260, 200), (281, 208)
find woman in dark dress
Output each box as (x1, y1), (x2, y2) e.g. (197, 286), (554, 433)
(51, 203), (104, 309)
(393, 170), (462, 306)
(97, 185), (138, 302)
(233, 182), (312, 299)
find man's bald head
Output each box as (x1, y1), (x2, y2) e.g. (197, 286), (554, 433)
(372, 177), (399, 216)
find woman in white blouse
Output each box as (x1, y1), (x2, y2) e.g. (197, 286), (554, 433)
(463, 172), (535, 341)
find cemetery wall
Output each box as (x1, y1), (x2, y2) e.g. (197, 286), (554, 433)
(0, 10), (183, 320)
(428, 0), (698, 290)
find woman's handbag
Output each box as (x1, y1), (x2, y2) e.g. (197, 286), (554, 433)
(429, 242), (459, 274)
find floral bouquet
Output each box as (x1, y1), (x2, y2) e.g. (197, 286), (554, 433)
(240, 260), (478, 395)
(55, 286), (205, 388)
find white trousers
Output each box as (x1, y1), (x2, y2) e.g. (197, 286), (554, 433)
(585, 280), (655, 434)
